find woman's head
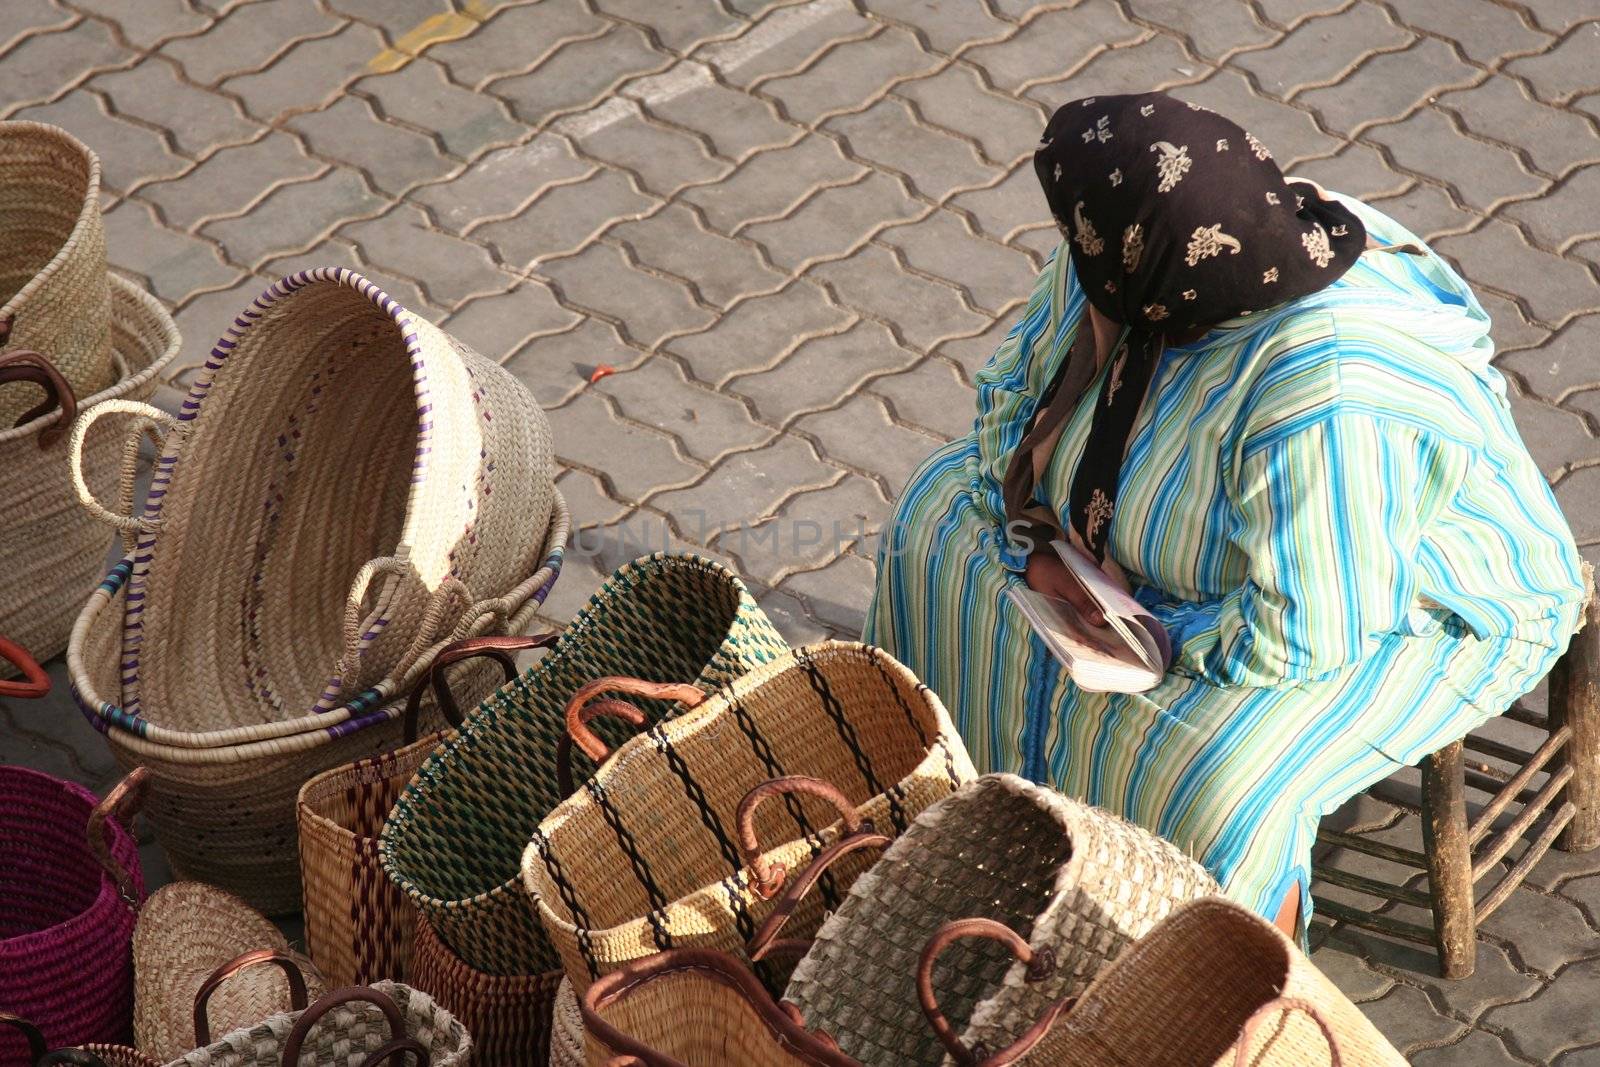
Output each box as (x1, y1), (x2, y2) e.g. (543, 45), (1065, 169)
(1035, 92), (1366, 333)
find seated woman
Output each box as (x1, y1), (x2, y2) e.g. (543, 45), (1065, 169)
(866, 92), (1585, 940)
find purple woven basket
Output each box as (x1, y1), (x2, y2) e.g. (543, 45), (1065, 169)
(0, 765), (145, 1060)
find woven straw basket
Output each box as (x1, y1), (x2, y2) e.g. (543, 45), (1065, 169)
(579, 949), (855, 1067)
(69, 266), (557, 750)
(550, 978), (584, 1067)
(1, 1015), (161, 1067)
(524, 641), (977, 997)
(132, 884), (328, 1061)
(782, 773), (1218, 1066)
(0, 274), (179, 672)
(0, 766), (145, 1061)
(298, 633), (555, 988)
(0, 121), (114, 429)
(988, 897), (1406, 1066)
(381, 552), (789, 978)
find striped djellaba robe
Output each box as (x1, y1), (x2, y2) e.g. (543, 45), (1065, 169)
(865, 194), (1585, 937)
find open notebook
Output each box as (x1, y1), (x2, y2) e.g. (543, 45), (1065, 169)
(1006, 540), (1173, 693)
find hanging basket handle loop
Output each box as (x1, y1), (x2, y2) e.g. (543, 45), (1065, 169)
(356, 1037), (431, 1067)
(280, 987), (406, 1066)
(401, 633), (559, 743)
(556, 698), (650, 796)
(562, 677), (706, 764)
(86, 766), (147, 910)
(0, 1013), (49, 1064)
(1233, 996), (1342, 1067)
(0, 349), (77, 447)
(68, 399), (182, 533)
(736, 776), (865, 902)
(917, 918), (1069, 1067)
(0, 636), (50, 700)
(746, 822), (890, 961)
(193, 949), (310, 1046)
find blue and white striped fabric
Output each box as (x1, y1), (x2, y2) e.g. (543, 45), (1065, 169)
(865, 193), (1585, 937)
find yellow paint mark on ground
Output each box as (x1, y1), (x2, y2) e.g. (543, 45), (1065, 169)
(366, 1), (490, 75)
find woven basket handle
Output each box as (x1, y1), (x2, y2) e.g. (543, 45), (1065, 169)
(86, 767), (147, 910)
(558, 699), (654, 796)
(736, 776), (867, 902)
(401, 633), (559, 744)
(0, 1013), (49, 1064)
(280, 987), (406, 1066)
(69, 399), (182, 534)
(563, 677), (707, 764)
(0, 349), (76, 446)
(194, 949), (311, 1046)
(356, 1036), (431, 1066)
(1234, 996), (1343, 1067)
(917, 918), (1072, 1067)
(746, 823), (890, 961)
(0, 635), (51, 699)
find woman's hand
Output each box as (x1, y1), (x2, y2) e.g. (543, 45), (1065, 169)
(1024, 550), (1132, 626)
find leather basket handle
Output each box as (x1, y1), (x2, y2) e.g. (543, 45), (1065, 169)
(0, 635), (50, 700)
(280, 987), (406, 1066)
(735, 776), (866, 902)
(194, 949), (310, 1046)
(86, 767), (147, 910)
(1233, 996), (1342, 1067)
(918, 918), (1070, 1067)
(562, 677), (706, 764)
(401, 633), (559, 743)
(0, 349), (76, 446)
(745, 825), (889, 961)
(556, 698), (649, 796)
(0, 1013), (49, 1064)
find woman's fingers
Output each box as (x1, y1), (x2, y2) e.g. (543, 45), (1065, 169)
(1024, 552), (1105, 626)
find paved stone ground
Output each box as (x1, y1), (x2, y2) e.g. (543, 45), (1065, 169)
(1, 0), (1598, 1061)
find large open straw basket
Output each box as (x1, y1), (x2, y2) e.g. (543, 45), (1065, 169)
(0, 274), (179, 671)
(0, 120), (115, 429)
(0, 765), (145, 1061)
(523, 641), (976, 996)
(380, 552), (790, 978)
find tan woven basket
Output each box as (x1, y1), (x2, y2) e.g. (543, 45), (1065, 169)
(782, 773), (1218, 1066)
(297, 633), (557, 987)
(0, 274), (178, 673)
(69, 266), (557, 748)
(967, 897), (1407, 1066)
(408, 912), (561, 1067)
(132, 885), (327, 1061)
(0, 120), (114, 428)
(550, 978), (584, 1067)
(523, 641), (977, 996)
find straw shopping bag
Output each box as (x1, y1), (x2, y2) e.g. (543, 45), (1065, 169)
(579, 949), (857, 1067)
(0, 121), (115, 429)
(298, 632), (557, 988)
(0, 765), (145, 1060)
(923, 897), (1406, 1066)
(381, 551), (790, 977)
(523, 641), (978, 995)
(549, 978), (584, 1067)
(132, 886), (327, 1060)
(0, 274), (179, 670)
(778, 774), (1218, 1066)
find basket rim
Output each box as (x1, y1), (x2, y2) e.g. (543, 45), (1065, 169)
(0, 120), (102, 327)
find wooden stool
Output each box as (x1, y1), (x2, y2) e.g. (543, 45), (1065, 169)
(1311, 590), (1599, 979)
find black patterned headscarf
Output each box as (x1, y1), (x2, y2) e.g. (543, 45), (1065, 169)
(1004, 91), (1367, 561)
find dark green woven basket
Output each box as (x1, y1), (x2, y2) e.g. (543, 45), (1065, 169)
(379, 552), (789, 977)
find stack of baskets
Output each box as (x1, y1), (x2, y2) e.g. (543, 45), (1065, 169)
(67, 267), (568, 915)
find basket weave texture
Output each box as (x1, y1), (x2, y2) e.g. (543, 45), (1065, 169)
(0, 766), (144, 1061)
(381, 552), (789, 977)
(524, 641), (976, 996)
(549, 978), (584, 1067)
(784, 773), (1218, 1066)
(0, 274), (179, 671)
(0, 120), (114, 427)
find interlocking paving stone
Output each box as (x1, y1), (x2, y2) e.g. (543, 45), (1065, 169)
(74, 0), (211, 49)
(963, 2), (1148, 94)
(0, 0), (74, 51)
(1359, 982), (1472, 1054)
(651, 432), (838, 534)
(948, 160), (1050, 245)
(665, 279), (853, 386)
(1123, 0), (1279, 63)
(161, 0), (337, 86)
(1367, 107), (1548, 211)
(203, 165), (387, 267)
(342, 204), (506, 306)
(257, 237), (442, 320)
(793, 391), (944, 495)
(729, 317), (917, 424)
(471, 166), (654, 268)
(625, 63), (798, 160)
(1481, 887), (1600, 977)
(356, 58), (524, 159)
(327, 0), (451, 38)
(1502, 163), (1600, 253)
(828, 96), (998, 203)
(1307, 934), (1398, 1002)
(1410, 1029), (1537, 1067)
(878, 208), (1035, 318)
(810, 242), (990, 352)
(141, 130), (322, 232)
(1252, 0), (1347, 28)
(1367, 182), (1479, 241)
(718, 472), (887, 575)
(1287, 141), (1411, 202)
(1506, 21), (1600, 105)
(539, 240), (717, 349)
(1235, 4), (1413, 100)
(1555, 465), (1600, 543)
(442, 282), (580, 362)
(699, 0), (871, 88)
(505, 317), (642, 408)
(1437, 75), (1600, 178)
(547, 388), (705, 501)
(559, 99), (733, 195)
(895, 63), (1046, 165)
(16, 90), (189, 195)
(95, 60), (258, 156)
(611, 203), (786, 308)
(1498, 313), (1600, 402)
(427, 0), (603, 89)
(493, 23), (673, 125)
(103, 196), (240, 302)
(743, 168), (926, 270)
(412, 136), (594, 235)
(1026, 34), (1211, 113)
(1486, 955), (1600, 1063)
(760, 26), (941, 124)
(0, 17), (129, 115)
(682, 133), (864, 234)
(933, 315), (1019, 379)
(594, 0), (747, 55)
(754, 585), (831, 645)
(1433, 218), (1600, 327)
(1298, 35), (1482, 135)
(288, 96), (454, 198)
(555, 465), (631, 534)
(1385, 0), (1554, 67)
(1169, 68), (1346, 165)
(594, 355), (773, 463)
(775, 550), (875, 635)
(224, 20), (387, 122)
(860, 0), (1012, 56)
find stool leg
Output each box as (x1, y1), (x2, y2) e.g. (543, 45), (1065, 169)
(1422, 740), (1475, 979)
(1552, 599), (1600, 853)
